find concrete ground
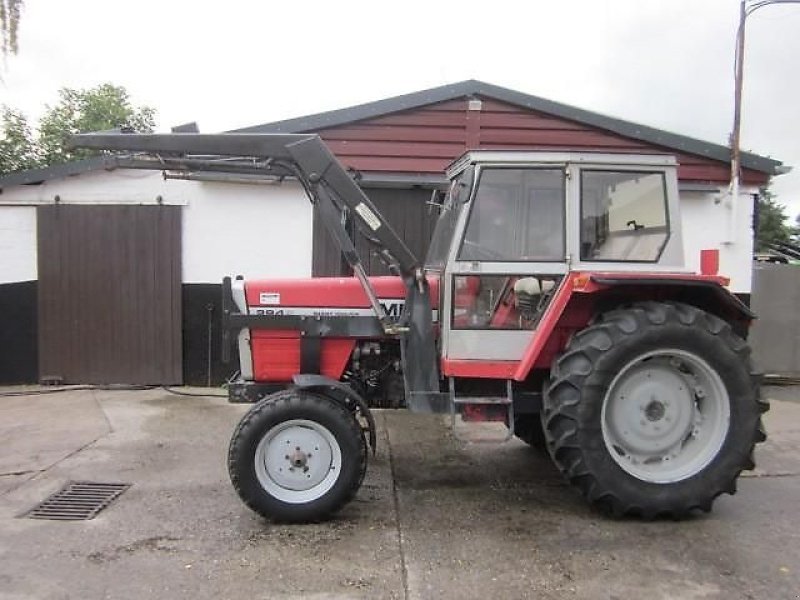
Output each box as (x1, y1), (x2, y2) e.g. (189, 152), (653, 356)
(0, 385), (798, 600)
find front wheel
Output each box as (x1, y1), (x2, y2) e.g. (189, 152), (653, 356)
(228, 390), (367, 522)
(542, 302), (768, 518)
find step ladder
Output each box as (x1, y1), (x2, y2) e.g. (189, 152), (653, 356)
(449, 378), (515, 443)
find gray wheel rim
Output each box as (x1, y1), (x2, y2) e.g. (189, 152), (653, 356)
(601, 349), (730, 484)
(254, 419), (342, 504)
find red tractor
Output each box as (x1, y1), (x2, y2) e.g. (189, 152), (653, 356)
(74, 133), (767, 522)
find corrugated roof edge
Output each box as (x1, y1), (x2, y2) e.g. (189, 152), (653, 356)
(232, 79), (781, 175)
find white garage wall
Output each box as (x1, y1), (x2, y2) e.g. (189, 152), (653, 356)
(680, 187), (757, 294)
(0, 168), (187, 205)
(0, 168), (759, 292)
(0, 169), (313, 284)
(0, 206), (37, 283)
(181, 179), (312, 283)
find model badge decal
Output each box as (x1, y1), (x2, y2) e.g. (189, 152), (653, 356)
(259, 292), (281, 305)
(248, 299), (438, 322)
(354, 202), (382, 231)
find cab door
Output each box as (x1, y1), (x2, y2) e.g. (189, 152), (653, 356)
(441, 166), (568, 363)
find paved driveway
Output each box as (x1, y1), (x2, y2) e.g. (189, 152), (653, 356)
(0, 386), (798, 599)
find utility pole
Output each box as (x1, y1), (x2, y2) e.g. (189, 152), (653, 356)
(729, 0), (800, 242)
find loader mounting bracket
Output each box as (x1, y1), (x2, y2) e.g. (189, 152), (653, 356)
(291, 374), (377, 454)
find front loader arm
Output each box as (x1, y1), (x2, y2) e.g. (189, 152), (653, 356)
(71, 133), (419, 274)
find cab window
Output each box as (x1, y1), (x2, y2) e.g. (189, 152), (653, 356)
(458, 168), (565, 262)
(580, 170), (669, 262)
(425, 167), (472, 270)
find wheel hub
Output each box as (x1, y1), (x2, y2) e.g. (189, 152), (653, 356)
(289, 448), (309, 470)
(601, 350), (730, 483)
(644, 399), (665, 422)
(254, 419), (341, 503)
(606, 364), (695, 459)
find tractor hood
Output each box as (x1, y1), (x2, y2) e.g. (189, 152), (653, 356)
(243, 276), (440, 319)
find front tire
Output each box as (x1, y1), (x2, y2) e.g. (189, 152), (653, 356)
(542, 302), (768, 518)
(228, 390), (367, 522)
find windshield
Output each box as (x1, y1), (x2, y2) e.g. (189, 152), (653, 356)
(459, 168), (565, 262)
(424, 167), (473, 270)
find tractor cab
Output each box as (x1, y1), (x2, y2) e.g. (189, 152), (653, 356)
(425, 151), (684, 369)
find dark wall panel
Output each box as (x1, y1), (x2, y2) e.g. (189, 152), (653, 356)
(312, 208), (347, 277)
(355, 188), (438, 276)
(0, 281), (38, 384)
(311, 187), (437, 277)
(182, 283), (239, 386)
(37, 205), (182, 385)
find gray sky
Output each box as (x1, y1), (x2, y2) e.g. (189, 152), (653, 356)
(3, 0), (799, 220)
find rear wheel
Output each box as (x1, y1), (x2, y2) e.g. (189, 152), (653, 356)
(542, 302), (767, 518)
(228, 390), (367, 522)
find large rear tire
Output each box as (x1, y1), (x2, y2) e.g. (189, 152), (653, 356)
(228, 390), (367, 522)
(542, 302), (768, 518)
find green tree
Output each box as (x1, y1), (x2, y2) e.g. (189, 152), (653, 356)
(756, 189), (793, 251)
(0, 106), (37, 172)
(0, 83), (156, 174)
(37, 84), (155, 165)
(0, 0), (23, 57)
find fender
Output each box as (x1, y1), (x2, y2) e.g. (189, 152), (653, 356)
(589, 276), (755, 320)
(512, 272), (756, 381)
(291, 374), (377, 454)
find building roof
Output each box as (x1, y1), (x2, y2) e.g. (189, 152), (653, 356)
(0, 156), (125, 190)
(235, 79), (781, 175)
(0, 80), (782, 191)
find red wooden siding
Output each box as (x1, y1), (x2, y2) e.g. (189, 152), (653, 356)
(317, 97), (767, 186)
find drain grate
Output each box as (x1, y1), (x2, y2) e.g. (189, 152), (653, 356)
(25, 481), (130, 521)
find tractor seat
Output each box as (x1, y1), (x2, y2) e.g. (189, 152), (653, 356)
(513, 277), (555, 296)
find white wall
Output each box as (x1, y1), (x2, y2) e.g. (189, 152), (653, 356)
(680, 187), (757, 294)
(0, 206), (37, 283)
(0, 167), (758, 292)
(0, 168), (187, 205)
(181, 179), (312, 283)
(0, 169), (313, 284)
